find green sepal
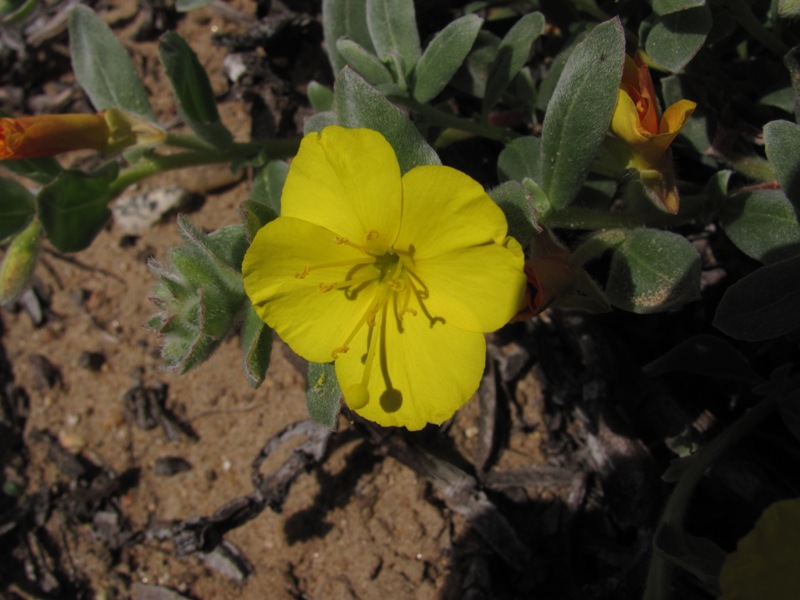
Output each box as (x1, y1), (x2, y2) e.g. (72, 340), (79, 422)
(412, 14), (483, 103)
(241, 302), (273, 389)
(306, 362), (341, 430)
(713, 255), (800, 341)
(148, 219), (251, 373)
(0, 178), (35, 242)
(482, 11), (545, 115)
(540, 18), (625, 211)
(37, 162), (118, 253)
(69, 5), (155, 119)
(365, 0), (420, 77)
(336, 38), (395, 87)
(334, 67), (441, 173)
(578, 228), (701, 313)
(764, 119), (800, 208)
(639, 6), (711, 72)
(242, 161), (289, 241)
(720, 189), (800, 264)
(158, 32), (234, 149)
(489, 181), (539, 247)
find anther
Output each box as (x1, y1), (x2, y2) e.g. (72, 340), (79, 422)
(331, 345), (349, 359)
(295, 265), (311, 279)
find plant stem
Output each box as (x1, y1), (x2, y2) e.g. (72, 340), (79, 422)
(107, 138), (300, 199)
(390, 95), (517, 143)
(727, 0), (789, 57)
(643, 395), (778, 600)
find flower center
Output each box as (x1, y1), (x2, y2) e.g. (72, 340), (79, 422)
(296, 230), (444, 412)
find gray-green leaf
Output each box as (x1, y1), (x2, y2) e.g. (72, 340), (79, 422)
(366, 0), (420, 76)
(336, 38), (394, 87)
(0, 178), (35, 242)
(713, 256), (800, 341)
(540, 18), (625, 211)
(764, 119), (800, 208)
(482, 11), (545, 115)
(720, 189), (800, 264)
(334, 67), (440, 173)
(69, 5), (155, 120)
(158, 32), (233, 148)
(413, 14), (483, 103)
(639, 6), (711, 72)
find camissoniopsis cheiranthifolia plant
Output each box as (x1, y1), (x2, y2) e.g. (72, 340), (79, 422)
(3, 1), (800, 598)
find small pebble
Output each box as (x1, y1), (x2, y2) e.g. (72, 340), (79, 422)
(153, 456), (192, 477)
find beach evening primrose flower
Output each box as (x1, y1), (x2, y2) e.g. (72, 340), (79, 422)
(610, 52), (696, 213)
(242, 126), (526, 430)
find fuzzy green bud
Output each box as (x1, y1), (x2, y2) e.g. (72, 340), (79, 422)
(0, 218), (41, 306)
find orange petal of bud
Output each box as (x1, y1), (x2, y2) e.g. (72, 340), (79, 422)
(0, 113), (110, 160)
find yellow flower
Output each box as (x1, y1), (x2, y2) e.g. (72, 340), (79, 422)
(243, 126), (526, 430)
(719, 498), (800, 600)
(0, 113), (110, 160)
(610, 53), (696, 213)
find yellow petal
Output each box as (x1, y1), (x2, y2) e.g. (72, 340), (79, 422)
(242, 216), (380, 364)
(335, 301), (486, 430)
(411, 238), (526, 332)
(394, 165), (510, 259)
(610, 89), (651, 148)
(280, 126), (402, 248)
(659, 99), (696, 135)
(719, 498), (800, 600)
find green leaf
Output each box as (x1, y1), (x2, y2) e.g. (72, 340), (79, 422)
(336, 38), (394, 87)
(322, 0), (375, 73)
(713, 256), (800, 341)
(784, 45), (800, 122)
(334, 67), (440, 173)
(0, 156), (61, 185)
(304, 111), (338, 135)
(764, 120), (800, 208)
(69, 5), (155, 120)
(306, 362), (341, 429)
(482, 11), (545, 114)
(489, 181), (538, 247)
(307, 81), (334, 112)
(0, 178), (35, 242)
(720, 189), (800, 264)
(158, 32), (233, 148)
(652, 0), (706, 15)
(639, 6), (711, 72)
(540, 18), (625, 211)
(241, 303), (273, 389)
(584, 228), (701, 313)
(643, 334), (762, 384)
(37, 163), (118, 252)
(497, 135), (542, 183)
(366, 0), (420, 77)
(413, 14), (483, 103)
(242, 161), (289, 240)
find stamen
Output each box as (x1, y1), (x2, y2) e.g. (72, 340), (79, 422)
(330, 284), (391, 359)
(406, 271), (445, 328)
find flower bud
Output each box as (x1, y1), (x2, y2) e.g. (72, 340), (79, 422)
(0, 219), (42, 306)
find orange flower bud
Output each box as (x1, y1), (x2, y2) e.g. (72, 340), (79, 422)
(512, 257), (575, 322)
(609, 53), (697, 213)
(0, 113), (111, 160)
